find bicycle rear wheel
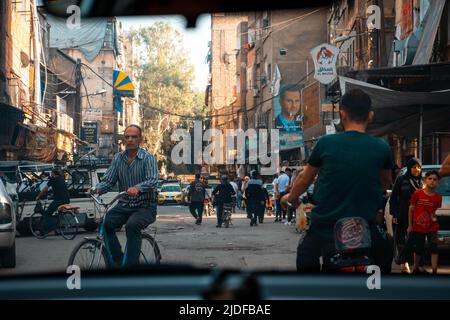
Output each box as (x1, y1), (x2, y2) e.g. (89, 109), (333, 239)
(68, 238), (109, 271)
(223, 204), (232, 228)
(140, 233), (161, 265)
(29, 212), (48, 239)
(58, 212), (79, 240)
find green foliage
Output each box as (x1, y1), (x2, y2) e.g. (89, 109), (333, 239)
(126, 22), (208, 165)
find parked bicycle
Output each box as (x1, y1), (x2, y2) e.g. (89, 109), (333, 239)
(68, 191), (161, 270)
(29, 198), (79, 240)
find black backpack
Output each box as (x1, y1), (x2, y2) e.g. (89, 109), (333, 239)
(190, 181), (205, 200)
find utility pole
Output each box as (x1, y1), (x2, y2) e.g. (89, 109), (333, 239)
(75, 59), (82, 148)
(113, 95), (118, 154)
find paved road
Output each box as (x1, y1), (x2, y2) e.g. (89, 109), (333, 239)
(1, 205), (449, 275)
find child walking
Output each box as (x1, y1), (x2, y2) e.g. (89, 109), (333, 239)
(402, 170), (442, 274)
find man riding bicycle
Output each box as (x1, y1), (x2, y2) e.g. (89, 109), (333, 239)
(35, 169), (70, 235)
(91, 124), (158, 268)
(281, 89), (394, 272)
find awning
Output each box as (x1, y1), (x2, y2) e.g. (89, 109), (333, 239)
(113, 70), (135, 113)
(113, 70), (135, 97)
(339, 76), (450, 138)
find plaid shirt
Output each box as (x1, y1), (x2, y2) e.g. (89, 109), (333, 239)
(96, 148), (158, 208)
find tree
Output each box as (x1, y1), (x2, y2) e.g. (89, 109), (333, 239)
(127, 22), (207, 167)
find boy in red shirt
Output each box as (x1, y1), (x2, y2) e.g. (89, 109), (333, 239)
(406, 170), (442, 274)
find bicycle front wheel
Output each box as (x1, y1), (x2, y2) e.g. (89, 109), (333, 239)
(29, 212), (48, 239)
(140, 233), (161, 265)
(58, 212), (79, 240)
(68, 239), (109, 271)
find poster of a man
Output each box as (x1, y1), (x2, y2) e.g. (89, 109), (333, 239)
(274, 84), (302, 132)
(273, 83), (303, 150)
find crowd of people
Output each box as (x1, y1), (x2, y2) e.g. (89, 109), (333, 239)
(185, 167), (304, 229)
(183, 89), (450, 274)
(26, 88), (450, 273)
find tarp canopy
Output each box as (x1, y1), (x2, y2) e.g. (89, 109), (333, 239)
(339, 76), (450, 138)
(46, 15), (109, 62)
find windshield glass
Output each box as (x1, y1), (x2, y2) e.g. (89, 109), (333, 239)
(161, 185), (181, 193)
(2, 1), (450, 290)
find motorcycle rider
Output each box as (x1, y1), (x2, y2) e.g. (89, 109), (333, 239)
(212, 176), (236, 228)
(281, 89), (394, 272)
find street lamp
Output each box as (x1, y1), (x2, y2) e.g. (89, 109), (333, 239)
(81, 89), (107, 98)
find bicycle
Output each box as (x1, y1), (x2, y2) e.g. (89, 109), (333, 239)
(68, 191), (161, 270)
(222, 203), (233, 228)
(29, 198), (79, 240)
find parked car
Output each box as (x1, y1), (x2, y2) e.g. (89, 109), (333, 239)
(0, 179), (16, 268)
(158, 183), (183, 205)
(385, 164), (450, 254)
(180, 181), (190, 205)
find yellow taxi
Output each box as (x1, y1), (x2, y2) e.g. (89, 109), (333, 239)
(158, 183), (183, 205)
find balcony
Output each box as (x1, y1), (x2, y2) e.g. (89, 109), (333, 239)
(47, 109), (74, 134)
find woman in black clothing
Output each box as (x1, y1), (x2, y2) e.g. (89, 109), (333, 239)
(212, 176), (236, 228)
(389, 157), (422, 273)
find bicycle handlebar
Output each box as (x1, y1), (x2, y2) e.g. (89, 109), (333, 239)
(88, 191), (128, 207)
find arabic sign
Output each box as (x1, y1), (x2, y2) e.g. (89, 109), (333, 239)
(81, 122), (98, 144)
(311, 43), (340, 85)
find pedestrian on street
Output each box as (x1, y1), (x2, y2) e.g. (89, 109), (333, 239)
(92, 124), (158, 268)
(235, 176), (243, 210)
(275, 168), (292, 222)
(244, 170), (267, 226)
(241, 176), (250, 211)
(212, 176), (236, 228)
(389, 157), (422, 273)
(229, 176), (239, 213)
(400, 170), (442, 274)
(188, 173), (208, 225)
(272, 174), (279, 218)
(35, 169), (70, 235)
(285, 169), (299, 226)
(281, 89), (394, 272)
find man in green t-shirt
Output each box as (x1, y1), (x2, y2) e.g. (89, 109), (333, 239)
(282, 89), (394, 272)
